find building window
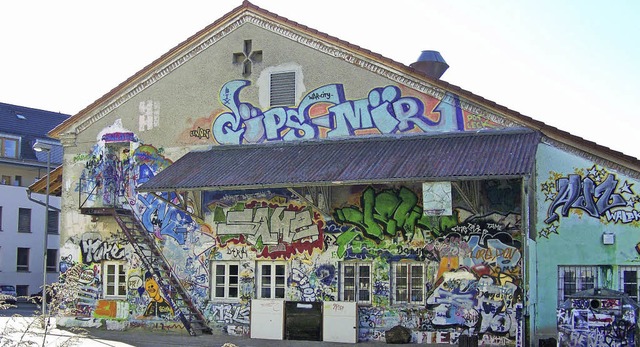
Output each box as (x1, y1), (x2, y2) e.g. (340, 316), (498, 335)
(18, 208), (31, 233)
(16, 285), (28, 297)
(103, 262), (127, 298)
(46, 249), (57, 272)
(392, 262), (425, 304)
(558, 266), (599, 305)
(47, 210), (59, 234)
(620, 266), (640, 302)
(257, 262), (285, 299)
(211, 262), (240, 300)
(270, 71), (296, 106)
(0, 137), (18, 158)
(341, 262), (371, 303)
(14, 176), (21, 187)
(17, 247), (29, 272)
(1, 175), (10, 185)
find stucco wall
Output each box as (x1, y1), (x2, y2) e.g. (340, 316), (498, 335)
(534, 143), (640, 339)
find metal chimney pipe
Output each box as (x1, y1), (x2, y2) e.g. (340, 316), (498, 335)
(410, 50), (449, 79)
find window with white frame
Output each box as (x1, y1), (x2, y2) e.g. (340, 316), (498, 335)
(257, 262), (286, 299)
(103, 261), (127, 298)
(211, 262), (240, 300)
(392, 262), (425, 304)
(620, 266), (640, 302)
(341, 262), (371, 303)
(558, 266), (599, 305)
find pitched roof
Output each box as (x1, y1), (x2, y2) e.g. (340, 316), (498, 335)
(47, 1), (640, 174)
(0, 102), (69, 164)
(137, 129), (541, 192)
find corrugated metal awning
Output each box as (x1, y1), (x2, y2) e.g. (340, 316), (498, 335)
(137, 129), (541, 192)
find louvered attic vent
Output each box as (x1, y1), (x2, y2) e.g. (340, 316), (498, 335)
(270, 72), (296, 106)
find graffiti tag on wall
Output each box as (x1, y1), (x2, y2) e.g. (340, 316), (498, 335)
(540, 165), (640, 238)
(197, 80), (501, 144)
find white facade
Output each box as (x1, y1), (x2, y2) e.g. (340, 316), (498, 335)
(0, 183), (60, 297)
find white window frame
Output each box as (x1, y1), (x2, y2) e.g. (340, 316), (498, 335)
(558, 265), (599, 305)
(392, 262), (425, 305)
(340, 261), (372, 304)
(619, 266), (640, 302)
(257, 261), (286, 299)
(103, 261), (127, 299)
(211, 261), (240, 301)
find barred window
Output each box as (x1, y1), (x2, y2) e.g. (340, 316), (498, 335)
(620, 266), (640, 302)
(558, 266), (598, 305)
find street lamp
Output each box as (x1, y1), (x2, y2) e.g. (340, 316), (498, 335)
(33, 140), (52, 317)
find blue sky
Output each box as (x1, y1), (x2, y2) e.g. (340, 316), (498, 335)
(1, 1), (638, 157)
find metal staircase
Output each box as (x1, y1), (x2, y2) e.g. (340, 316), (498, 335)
(112, 208), (212, 336)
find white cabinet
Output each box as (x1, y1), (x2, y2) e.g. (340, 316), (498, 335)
(322, 301), (358, 343)
(250, 299), (284, 340)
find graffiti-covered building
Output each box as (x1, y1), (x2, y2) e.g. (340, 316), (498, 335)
(46, 2), (640, 346)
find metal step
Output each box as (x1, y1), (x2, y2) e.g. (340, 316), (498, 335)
(112, 208), (212, 336)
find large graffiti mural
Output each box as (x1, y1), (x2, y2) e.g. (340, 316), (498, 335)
(183, 81), (503, 145)
(62, 114), (525, 344)
(540, 164), (640, 238)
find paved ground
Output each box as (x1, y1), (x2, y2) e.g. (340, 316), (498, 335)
(2, 302), (458, 346)
(84, 328), (391, 347)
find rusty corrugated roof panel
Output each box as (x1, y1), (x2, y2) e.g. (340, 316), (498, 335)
(137, 130), (541, 192)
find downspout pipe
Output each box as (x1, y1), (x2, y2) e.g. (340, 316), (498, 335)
(26, 189), (61, 212)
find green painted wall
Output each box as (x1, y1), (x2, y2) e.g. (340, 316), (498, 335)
(534, 143), (640, 337)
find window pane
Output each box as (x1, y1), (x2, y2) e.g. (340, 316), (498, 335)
(275, 287), (285, 298)
(18, 209), (31, 233)
(3, 139), (17, 158)
(17, 248), (29, 271)
(46, 249), (57, 272)
(395, 264), (408, 302)
(216, 287), (225, 297)
(262, 287), (271, 298)
(229, 287), (238, 298)
(47, 211), (59, 234)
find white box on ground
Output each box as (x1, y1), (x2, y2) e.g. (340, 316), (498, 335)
(323, 301), (357, 343)
(250, 299), (284, 340)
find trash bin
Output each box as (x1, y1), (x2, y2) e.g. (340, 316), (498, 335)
(539, 337), (556, 347)
(458, 334), (478, 347)
(285, 301), (322, 341)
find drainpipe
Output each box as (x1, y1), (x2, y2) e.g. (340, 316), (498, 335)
(26, 189), (61, 212)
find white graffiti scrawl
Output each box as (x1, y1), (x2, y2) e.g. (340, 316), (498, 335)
(216, 206), (318, 245)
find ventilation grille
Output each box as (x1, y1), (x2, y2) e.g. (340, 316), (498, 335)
(270, 72), (296, 106)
